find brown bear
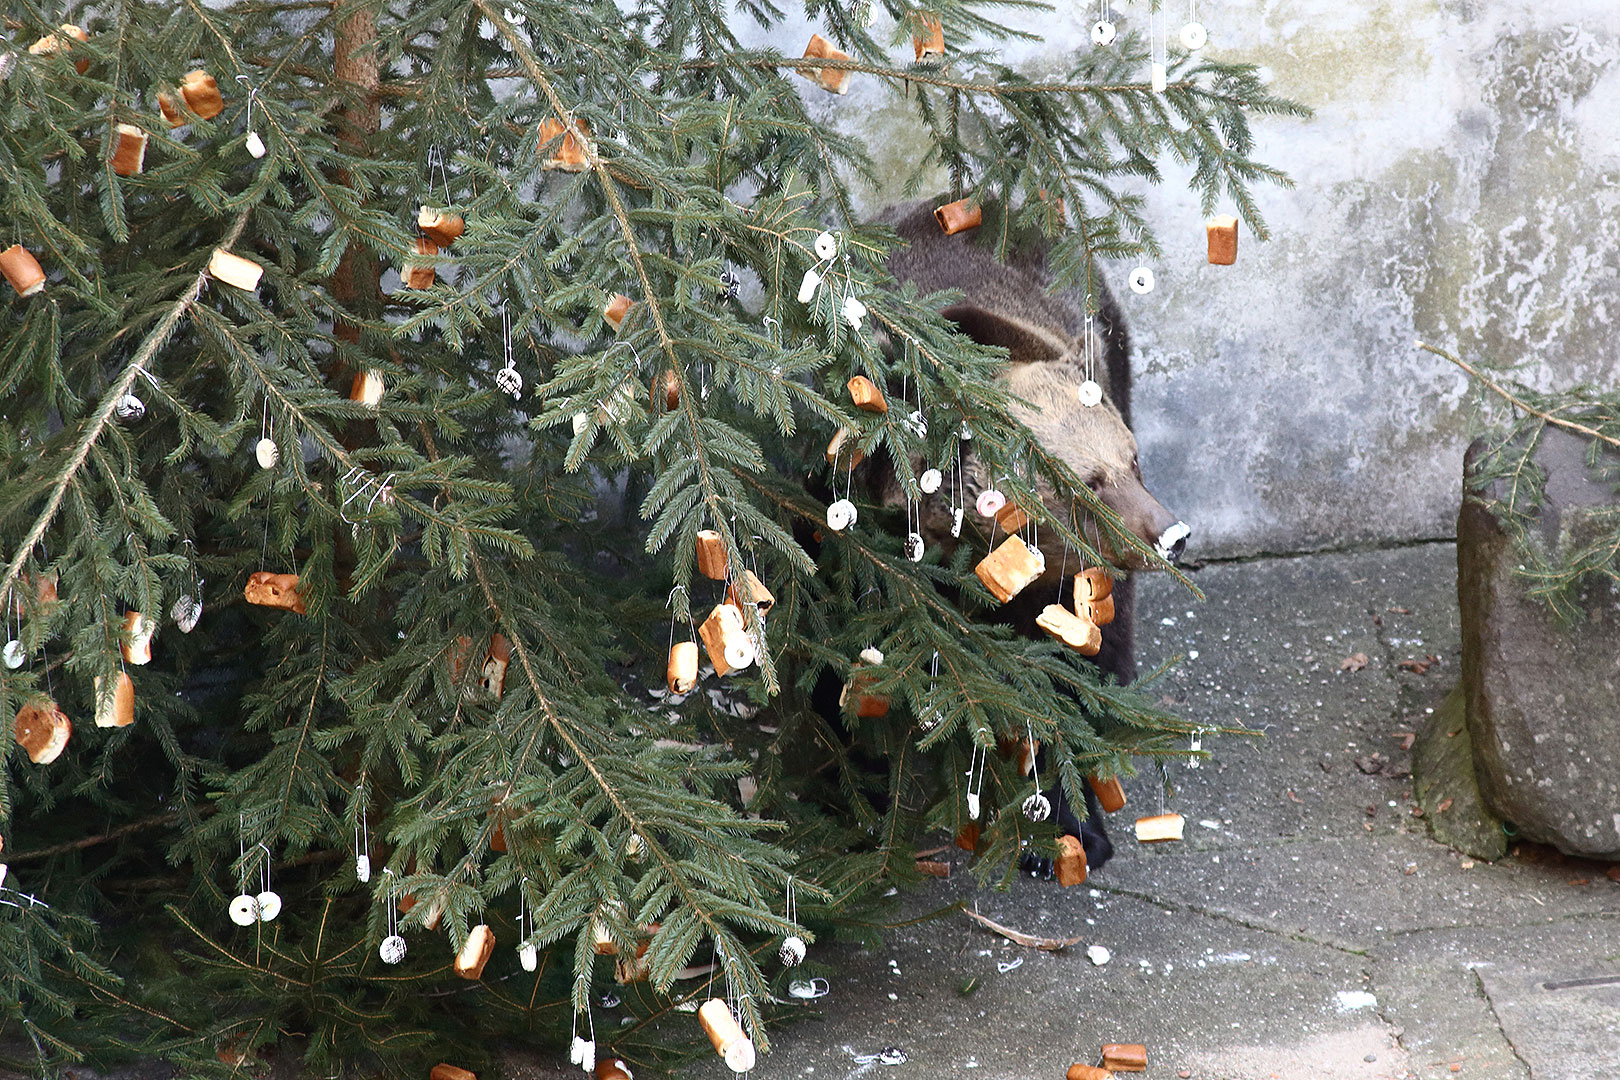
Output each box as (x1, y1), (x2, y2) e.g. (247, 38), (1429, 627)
(879, 196), (1189, 873)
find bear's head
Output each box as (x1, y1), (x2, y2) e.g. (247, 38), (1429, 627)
(939, 300), (1188, 571)
(880, 196), (1188, 572)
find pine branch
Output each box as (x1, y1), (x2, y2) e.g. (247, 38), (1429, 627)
(1419, 340), (1620, 452)
(0, 208), (250, 617)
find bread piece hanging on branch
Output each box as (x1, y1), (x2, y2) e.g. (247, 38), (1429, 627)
(975, 535), (1045, 603)
(110, 124), (148, 177)
(603, 293), (634, 332)
(726, 569), (774, 619)
(1087, 774), (1127, 813)
(480, 634), (511, 698)
(453, 924), (495, 979)
(207, 248), (264, 292)
(801, 34), (852, 95)
(913, 15), (945, 61)
(697, 998), (757, 1073)
(350, 368), (385, 406)
(1055, 834), (1088, 886)
(1, 245), (47, 297)
(695, 530), (729, 580)
(417, 206), (464, 247)
(94, 670), (135, 728)
(839, 646), (889, 718)
(430, 1065), (477, 1080)
(121, 611), (154, 665)
(29, 25), (90, 73)
(1036, 603), (1102, 656)
(538, 116), (589, 171)
(846, 375), (888, 413)
(401, 237), (438, 290)
(666, 641), (698, 694)
(1206, 215), (1238, 265)
(14, 697), (71, 764)
(825, 427), (865, 467)
(1133, 813), (1184, 843)
(699, 603), (755, 676)
(158, 71), (224, 127)
(244, 571), (306, 614)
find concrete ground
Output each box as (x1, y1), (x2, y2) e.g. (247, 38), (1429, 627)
(664, 543), (1620, 1080)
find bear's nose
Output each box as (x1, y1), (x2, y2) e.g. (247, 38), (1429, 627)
(1156, 521), (1190, 564)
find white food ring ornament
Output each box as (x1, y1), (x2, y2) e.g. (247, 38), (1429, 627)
(1090, 20), (1116, 46)
(116, 393), (145, 421)
(354, 854), (371, 883)
(496, 364), (523, 399)
(172, 593), (203, 633)
(975, 489), (1006, 517)
(827, 498), (857, 532)
(518, 942), (539, 971)
(919, 468), (942, 494)
(255, 437), (279, 469)
(1022, 792), (1052, 823)
(723, 632), (757, 672)
(245, 131), (266, 158)
(2, 640), (24, 669)
(228, 894), (260, 926)
(379, 934), (407, 964)
(1078, 380), (1104, 408)
(814, 231), (838, 260)
(255, 889), (282, 922)
(779, 935), (807, 966)
(1180, 21), (1207, 49)
(905, 533), (925, 562)
(1129, 266), (1155, 294)
(951, 507), (964, 537)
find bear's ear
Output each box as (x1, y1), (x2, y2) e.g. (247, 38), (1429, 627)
(940, 303), (1069, 365)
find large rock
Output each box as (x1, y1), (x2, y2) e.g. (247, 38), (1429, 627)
(1457, 428), (1620, 859)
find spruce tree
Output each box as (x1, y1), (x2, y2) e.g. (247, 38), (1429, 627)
(0, 0), (1304, 1073)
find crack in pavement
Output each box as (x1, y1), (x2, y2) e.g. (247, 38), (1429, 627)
(1473, 967), (1537, 1078)
(1092, 881), (1370, 958)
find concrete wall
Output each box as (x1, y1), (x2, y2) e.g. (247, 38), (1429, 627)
(743, 1), (1620, 558)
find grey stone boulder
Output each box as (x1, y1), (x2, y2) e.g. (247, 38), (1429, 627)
(1457, 428), (1620, 859)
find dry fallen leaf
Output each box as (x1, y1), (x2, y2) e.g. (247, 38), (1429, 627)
(1340, 652), (1369, 672)
(1285, 789), (1303, 804)
(963, 908), (1083, 951)
(1394, 731), (1416, 750)
(1607, 866), (1620, 883)
(915, 859), (950, 879)
(1460, 859), (1475, 869)
(1388, 606), (1412, 614)
(1437, 797), (1454, 813)
(1568, 878), (1590, 887)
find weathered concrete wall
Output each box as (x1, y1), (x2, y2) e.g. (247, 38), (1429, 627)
(743, 1), (1620, 558)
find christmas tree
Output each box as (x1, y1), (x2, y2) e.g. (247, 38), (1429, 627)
(0, 0), (1304, 1073)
